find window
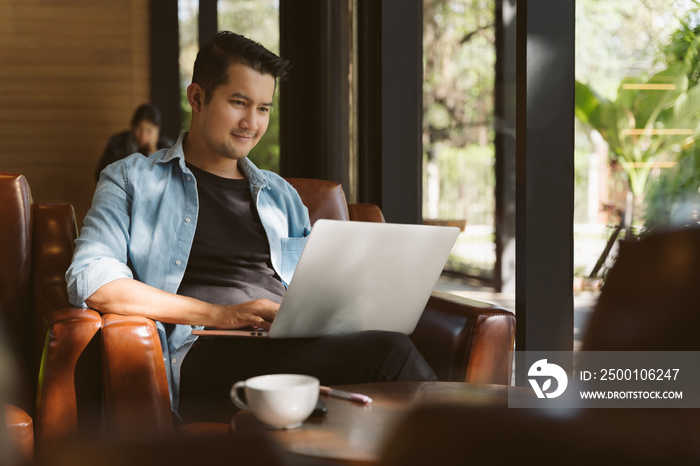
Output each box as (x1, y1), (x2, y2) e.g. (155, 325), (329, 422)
(219, 0), (281, 171)
(178, 0), (198, 132)
(423, 0), (497, 282)
(574, 0), (700, 288)
(177, 0), (281, 172)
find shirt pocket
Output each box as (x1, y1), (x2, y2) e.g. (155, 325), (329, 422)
(279, 236), (309, 285)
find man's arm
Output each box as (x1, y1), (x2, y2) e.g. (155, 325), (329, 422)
(86, 278), (278, 330)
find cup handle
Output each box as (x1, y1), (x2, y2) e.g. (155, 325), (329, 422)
(231, 381), (251, 411)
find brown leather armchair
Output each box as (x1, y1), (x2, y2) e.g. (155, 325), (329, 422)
(0, 172), (102, 460)
(100, 177), (515, 436)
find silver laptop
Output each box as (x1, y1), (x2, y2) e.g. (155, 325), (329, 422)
(192, 219), (460, 339)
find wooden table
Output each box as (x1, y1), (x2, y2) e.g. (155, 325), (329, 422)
(232, 381), (512, 465)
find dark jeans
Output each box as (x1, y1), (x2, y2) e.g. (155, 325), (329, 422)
(178, 330), (437, 423)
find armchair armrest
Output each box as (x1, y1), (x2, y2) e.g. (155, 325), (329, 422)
(410, 290), (515, 385)
(101, 314), (173, 437)
(35, 307), (101, 444)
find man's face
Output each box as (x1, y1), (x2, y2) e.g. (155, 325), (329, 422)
(198, 62), (275, 161)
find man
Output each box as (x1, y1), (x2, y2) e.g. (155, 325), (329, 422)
(67, 31), (436, 423)
(95, 103), (174, 181)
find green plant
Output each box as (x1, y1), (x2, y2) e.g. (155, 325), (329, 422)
(644, 145), (700, 233)
(642, 7), (700, 233)
(575, 63), (700, 225)
(660, 5), (700, 87)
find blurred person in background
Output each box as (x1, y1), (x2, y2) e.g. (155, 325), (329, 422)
(95, 103), (174, 181)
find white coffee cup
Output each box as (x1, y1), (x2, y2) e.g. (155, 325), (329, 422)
(230, 374), (320, 429)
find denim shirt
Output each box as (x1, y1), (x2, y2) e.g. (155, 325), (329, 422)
(66, 133), (311, 412)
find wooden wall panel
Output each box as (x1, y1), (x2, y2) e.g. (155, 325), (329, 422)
(0, 0), (151, 225)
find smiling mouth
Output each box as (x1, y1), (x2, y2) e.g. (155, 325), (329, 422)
(232, 132), (256, 141)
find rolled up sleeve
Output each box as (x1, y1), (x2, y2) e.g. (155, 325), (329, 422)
(66, 160), (134, 307)
(67, 258), (133, 308)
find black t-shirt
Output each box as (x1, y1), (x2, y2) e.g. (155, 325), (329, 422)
(176, 163), (286, 305)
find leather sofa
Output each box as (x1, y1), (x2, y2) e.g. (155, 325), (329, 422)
(1, 171), (515, 445)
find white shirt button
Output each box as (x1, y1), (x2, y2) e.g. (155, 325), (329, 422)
(171, 358), (177, 364)
(175, 260), (181, 266)
(185, 217), (191, 223)
(186, 176), (192, 181)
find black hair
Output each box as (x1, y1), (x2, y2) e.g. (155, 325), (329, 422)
(130, 103), (162, 128)
(192, 31), (291, 104)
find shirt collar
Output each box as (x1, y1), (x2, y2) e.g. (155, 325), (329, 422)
(159, 132), (269, 189)
(159, 133), (186, 165)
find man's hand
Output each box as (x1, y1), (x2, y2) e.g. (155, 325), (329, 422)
(214, 299), (279, 330)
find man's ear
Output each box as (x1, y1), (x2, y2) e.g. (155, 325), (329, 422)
(187, 83), (205, 113)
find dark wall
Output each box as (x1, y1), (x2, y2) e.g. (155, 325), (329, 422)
(150, 0), (182, 141)
(515, 0), (575, 356)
